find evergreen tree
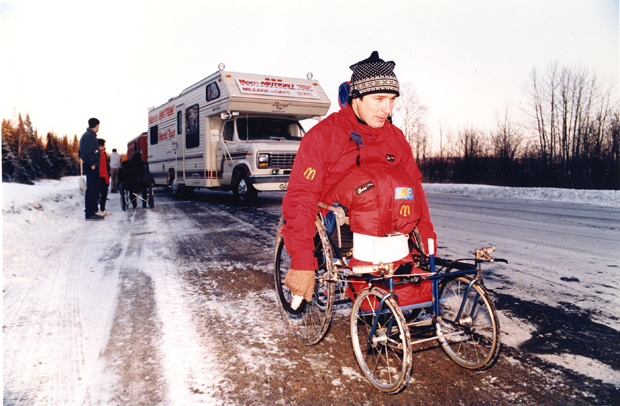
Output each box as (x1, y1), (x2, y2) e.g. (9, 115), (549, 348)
(45, 132), (70, 179)
(2, 139), (15, 181)
(2, 119), (17, 155)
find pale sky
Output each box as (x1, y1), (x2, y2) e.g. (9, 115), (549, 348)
(1, 0), (618, 153)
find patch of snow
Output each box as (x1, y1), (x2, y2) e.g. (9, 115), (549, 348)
(424, 183), (620, 207)
(538, 354), (620, 387)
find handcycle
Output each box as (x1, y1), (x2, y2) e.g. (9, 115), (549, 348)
(274, 206), (506, 394)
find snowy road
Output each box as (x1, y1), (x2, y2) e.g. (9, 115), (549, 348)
(427, 192), (620, 327)
(2, 179), (619, 405)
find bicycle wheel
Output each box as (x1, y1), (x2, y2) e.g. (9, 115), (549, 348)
(436, 276), (500, 370)
(350, 287), (412, 394)
(119, 184), (127, 211)
(274, 217), (335, 345)
(147, 182), (155, 208)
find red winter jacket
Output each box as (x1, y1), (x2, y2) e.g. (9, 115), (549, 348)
(282, 105), (436, 270)
(99, 147), (110, 184)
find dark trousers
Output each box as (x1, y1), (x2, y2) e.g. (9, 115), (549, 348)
(84, 165), (100, 217)
(99, 178), (109, 211)
(110, 168), (120, 193)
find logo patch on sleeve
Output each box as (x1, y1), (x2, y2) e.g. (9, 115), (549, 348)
(399, 203), (411, 217)
(355, 181), (375, 195)
(303, 166), (317, 181)
(395, 187), (413, 200)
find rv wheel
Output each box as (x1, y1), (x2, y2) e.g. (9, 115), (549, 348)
(232, 169), (257, 205)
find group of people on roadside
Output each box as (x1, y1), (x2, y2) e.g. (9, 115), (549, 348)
(78, 118), (122, 221)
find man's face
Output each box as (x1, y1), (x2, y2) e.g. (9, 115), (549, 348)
(93, 124), (100, 133)
(352, 93), (397, 128)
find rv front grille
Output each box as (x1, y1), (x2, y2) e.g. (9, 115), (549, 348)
(270, 153), (296, 169)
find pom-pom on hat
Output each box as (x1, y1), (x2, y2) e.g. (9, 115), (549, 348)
(349, 51), (399, 100)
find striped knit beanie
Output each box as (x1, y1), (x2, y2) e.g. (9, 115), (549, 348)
(349, 51), (399, 100)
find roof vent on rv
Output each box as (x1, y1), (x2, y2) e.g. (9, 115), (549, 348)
(307, 72), (313, 79)
(218, 63), (226, 71)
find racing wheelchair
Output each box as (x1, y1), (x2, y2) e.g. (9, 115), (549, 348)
(118, 160), (155, 211)
(274, 205), (506, 394)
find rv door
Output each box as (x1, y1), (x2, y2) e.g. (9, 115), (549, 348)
(174, 104), (185, 184)
(217, 120), (235, 184)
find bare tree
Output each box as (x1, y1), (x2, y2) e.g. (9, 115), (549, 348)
(524, 62), (618, 186)
(524, 63), (560, 165)
(491, 107), (521, 160)
(457, 125), (486, 160)
(394, 82), (429, 161)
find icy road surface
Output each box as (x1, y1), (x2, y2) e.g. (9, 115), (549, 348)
(2, 178), (619, 405)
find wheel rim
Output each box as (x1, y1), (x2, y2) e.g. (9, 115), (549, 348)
(350, 288), (412, 393)
(120, 186), (126, 211)
(436, 277), (500, 369)
(237, 178), (248, 200)
(273, 218), (334, 345)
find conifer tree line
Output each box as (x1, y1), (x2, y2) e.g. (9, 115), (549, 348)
(2, 113), (81, 184)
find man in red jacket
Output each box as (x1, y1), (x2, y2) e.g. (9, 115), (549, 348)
(282, 51), (437, 309)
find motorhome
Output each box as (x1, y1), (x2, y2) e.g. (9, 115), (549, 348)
(147, 66), (331, 203)
(127, 132), (148, 162)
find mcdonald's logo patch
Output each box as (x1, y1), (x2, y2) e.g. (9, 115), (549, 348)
(303, 166), (317, 181)
(395, 187), (413, 200)
(399, 204), (411, 217)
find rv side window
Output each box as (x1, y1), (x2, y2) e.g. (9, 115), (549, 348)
(150, 125), (158, 145)
(176, 111), (183, 134)
(206, 82), (220, 102)
(186, 104), (199, 149)
(223, 121), (234, 142)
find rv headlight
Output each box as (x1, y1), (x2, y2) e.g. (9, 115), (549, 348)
(257, 153), (270, 168)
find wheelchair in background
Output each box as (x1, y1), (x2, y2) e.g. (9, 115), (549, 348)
(118, 155), (154, 211)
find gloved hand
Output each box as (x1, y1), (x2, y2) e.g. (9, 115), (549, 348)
(284, 269), (315, 310)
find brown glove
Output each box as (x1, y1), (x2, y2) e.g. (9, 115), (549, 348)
(284, 269), (315, 303)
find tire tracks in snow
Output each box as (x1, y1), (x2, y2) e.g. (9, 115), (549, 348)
(3, 219), (94, 404)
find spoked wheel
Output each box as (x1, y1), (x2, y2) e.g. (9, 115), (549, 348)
(436, 276), (500, 370)
(274, 217), (335, 345)
(119, 184), (127, 211)
(350, 287), (412, 394)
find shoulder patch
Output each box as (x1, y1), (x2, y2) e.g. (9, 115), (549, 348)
(303, 166), (317, 181)
(395, 187), (413, 200)
(355, 181), (375, 195)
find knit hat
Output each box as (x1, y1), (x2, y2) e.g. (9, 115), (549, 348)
(349, 51), (399, 100)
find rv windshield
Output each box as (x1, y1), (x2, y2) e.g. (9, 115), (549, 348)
(236, 117), (304, 141)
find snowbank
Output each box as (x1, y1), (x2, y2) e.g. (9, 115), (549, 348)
(3, 177), (619, 215)
(424, 183), (620, 207)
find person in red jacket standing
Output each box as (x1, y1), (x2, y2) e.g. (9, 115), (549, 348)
(97, 138), (112, 216)
(282, 51), (437, 309)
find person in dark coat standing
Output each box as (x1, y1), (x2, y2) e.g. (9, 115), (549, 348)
(78, 118), (104, 221)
